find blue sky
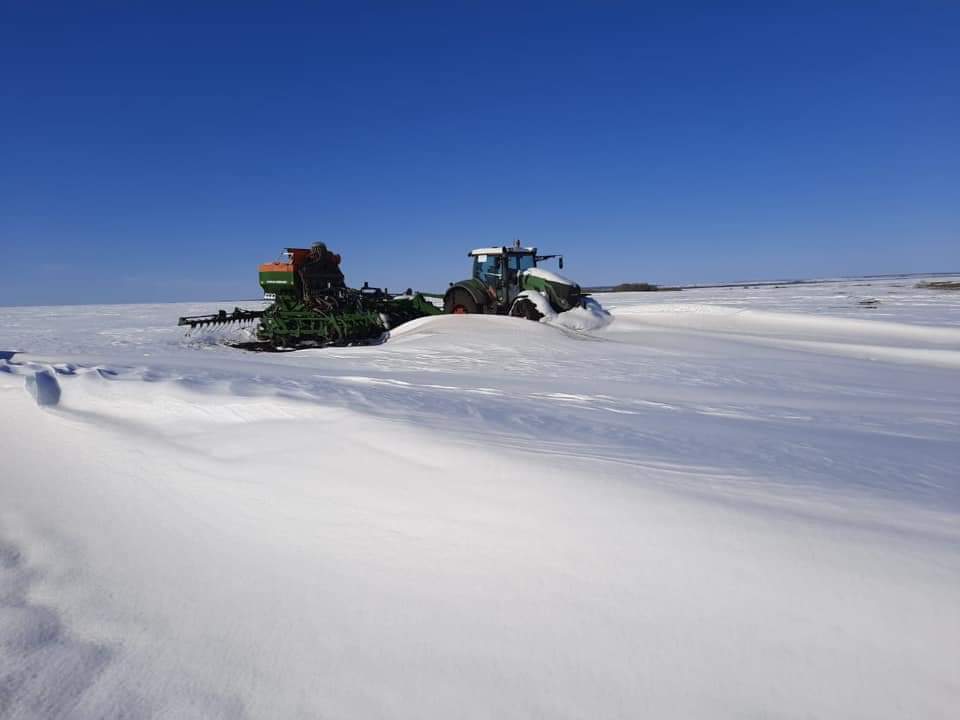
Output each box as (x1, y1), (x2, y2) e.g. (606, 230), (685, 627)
(2, 2), (957, 305)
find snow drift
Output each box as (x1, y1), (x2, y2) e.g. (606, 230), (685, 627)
(517, 290), (613, 331)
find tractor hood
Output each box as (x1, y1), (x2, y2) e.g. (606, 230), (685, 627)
(521, 267), (576, 286)
(520, 268), (583, 312)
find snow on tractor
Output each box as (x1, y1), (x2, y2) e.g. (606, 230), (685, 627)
(444, 241), (587, 321)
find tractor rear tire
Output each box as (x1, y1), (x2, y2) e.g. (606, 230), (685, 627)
(445, 289), (480, 315)
(509, 297), (544, 322)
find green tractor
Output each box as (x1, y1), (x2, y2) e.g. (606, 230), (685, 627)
(443, 241), (585, 321)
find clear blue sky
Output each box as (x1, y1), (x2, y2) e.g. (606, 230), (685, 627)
(2, 2), (957, 305)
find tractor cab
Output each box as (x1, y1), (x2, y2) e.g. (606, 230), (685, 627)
(468, 243), (564, 304)
(470, 246), (536, 296)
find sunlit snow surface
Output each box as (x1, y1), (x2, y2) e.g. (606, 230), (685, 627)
(1, 276), (959, 719)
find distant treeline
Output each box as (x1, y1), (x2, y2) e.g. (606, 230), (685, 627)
(585, 274), (960, 294)
(587, 283), (682, 293)
(916, 280), (960, 291)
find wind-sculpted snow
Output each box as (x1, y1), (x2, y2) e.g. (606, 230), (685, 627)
(1, 276), (958, 719)
(517, 290), (613, 331)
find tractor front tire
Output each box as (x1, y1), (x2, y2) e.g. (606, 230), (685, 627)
(445, 289), (480, 315)
(509, 297), (544, 322)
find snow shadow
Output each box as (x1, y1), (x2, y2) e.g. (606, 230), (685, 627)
(0, 535), (252, 719)
(0, 538), (112, 718)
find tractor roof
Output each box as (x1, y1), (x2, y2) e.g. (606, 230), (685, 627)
(469, 246), (536, 256)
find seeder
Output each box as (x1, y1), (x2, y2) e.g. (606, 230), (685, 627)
(178, 243), (441, 349)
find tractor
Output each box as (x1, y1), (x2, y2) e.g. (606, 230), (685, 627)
(443, 241), (585, 321)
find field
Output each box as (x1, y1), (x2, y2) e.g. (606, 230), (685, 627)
(1, 276), (959, 719)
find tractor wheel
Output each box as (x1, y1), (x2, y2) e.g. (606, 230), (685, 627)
(445, 289), (480, 315)
(509, 297), (544, 322)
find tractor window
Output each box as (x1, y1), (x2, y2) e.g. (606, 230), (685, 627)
(505, 254), (535, 285)
(473, 254), (502, 284)
(509, 254), (535, 273)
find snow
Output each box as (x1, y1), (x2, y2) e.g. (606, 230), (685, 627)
(518, 290), (614, 332)
(1, 275), (959, 719)
(521, 266), (576, 286)
(24, 368), (61, 406)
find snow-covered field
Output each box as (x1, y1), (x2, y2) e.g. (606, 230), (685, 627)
(1, 276), (958, 719)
